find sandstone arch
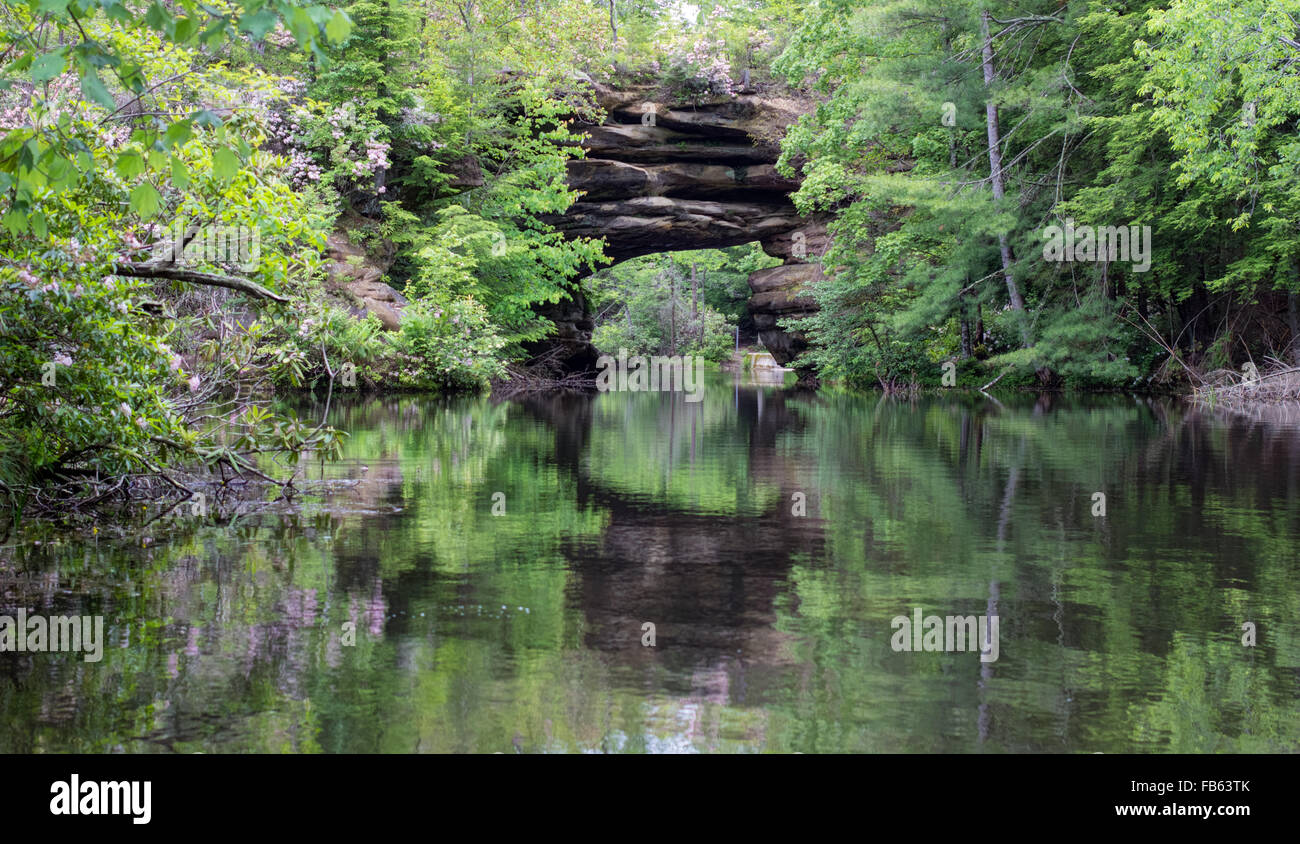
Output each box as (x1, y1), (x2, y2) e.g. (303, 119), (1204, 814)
(536, 83), (826, 376)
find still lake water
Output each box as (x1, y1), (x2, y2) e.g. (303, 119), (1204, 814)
(2, 373), (1298, 753)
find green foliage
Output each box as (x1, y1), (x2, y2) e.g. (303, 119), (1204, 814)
(1135, 0), (1300, 289)
(264, 302), (389, 389)
(381, 79), (607, 352)
(11, 0), (1300, 515)
(771, 0), (1300, 389)
(264, 94), (391, 208)
(0, 0), (353, 233)
(258, 283), (506, 394)
(313, 0), (418, 125)
(0, 269), (174, 491)
(589, 249), (746, 363)
(394, 297), (508, 391)
(0, 0), (352, 513)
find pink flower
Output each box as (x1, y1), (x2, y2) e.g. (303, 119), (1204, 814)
(188, 375), (201, 392)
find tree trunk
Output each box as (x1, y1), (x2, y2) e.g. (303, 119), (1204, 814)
(960, 298), (973, 360)
(669, 269), (676, 355)
(691, 263), (699, 341)
(980, 10), (1029, 347)
(368, 166), (387, 217)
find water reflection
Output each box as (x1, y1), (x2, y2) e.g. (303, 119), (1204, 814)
(2, 375), (1298, 753)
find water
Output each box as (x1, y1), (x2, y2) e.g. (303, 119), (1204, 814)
(2, 374), (1298, 753)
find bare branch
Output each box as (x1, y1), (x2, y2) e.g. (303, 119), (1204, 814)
(111, 262), (290, 303)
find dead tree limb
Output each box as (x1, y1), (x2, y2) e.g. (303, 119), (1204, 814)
(111, 262), (290, 303)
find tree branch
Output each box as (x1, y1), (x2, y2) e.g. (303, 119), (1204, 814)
(111, 262), (290, 303)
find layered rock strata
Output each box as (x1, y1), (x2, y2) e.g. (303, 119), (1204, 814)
(538, 84), (822, 373)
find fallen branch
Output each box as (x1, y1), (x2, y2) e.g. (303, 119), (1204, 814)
(111, 262), (290, 303)
(1191, 362), (1300, 407)
(492, 344), (597, 397)
(981, 368), (1011, 392)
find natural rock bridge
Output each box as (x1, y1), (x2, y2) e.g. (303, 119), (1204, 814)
(535, 83), (826, 375)
(325, 82), (826, 376)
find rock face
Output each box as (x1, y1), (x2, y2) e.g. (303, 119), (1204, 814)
(543, 83), (822, 372)
(528, 288), (599, 374)
(745, 218), (829, 368)
(324, 232), (407, 330)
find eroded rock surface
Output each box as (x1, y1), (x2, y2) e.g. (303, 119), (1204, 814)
(543, 83), (823, 372)
(324, 232), (406, 331)
(746, 218), (830, 370)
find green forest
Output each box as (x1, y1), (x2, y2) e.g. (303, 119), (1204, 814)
(3, 0), (1300, 516)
